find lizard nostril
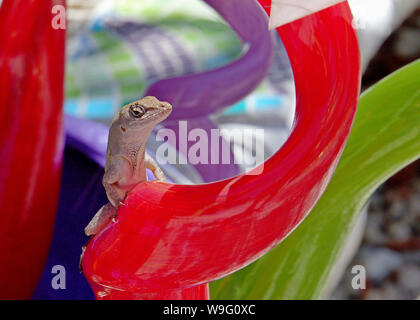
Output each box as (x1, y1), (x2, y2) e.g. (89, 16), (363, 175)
(162, 103), (171, 110)
(120, 126), (126, 132)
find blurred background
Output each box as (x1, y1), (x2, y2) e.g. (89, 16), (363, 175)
(63, 0), (420, 299)
(65, 0), (420, 300)
(332, 3), (420, 300)
(1, 0), (417, 299)
(60, 0), (420, 299)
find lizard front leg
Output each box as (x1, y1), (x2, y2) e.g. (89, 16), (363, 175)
(103, 155), (133, 207)
(145, 153), (166, 182)
(84, 156), (132, 236)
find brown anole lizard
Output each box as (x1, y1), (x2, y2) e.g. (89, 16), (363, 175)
(84, 96), (172, 236)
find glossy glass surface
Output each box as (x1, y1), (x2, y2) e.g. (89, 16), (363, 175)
(0, 0), (65, 298)
(82, 1), (361, 299)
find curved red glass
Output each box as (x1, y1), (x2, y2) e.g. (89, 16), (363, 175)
(0, 0), (65, 298)
(82, 1), (361, 299)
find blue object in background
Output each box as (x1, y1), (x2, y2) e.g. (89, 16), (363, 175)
(33, 146), (102, 299)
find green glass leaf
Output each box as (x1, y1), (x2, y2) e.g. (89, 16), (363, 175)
(211, 59), (420, 300)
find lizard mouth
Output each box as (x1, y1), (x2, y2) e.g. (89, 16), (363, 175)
(141, 107), (171, 122)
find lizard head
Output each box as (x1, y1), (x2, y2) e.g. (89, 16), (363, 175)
(118, 96), (172, 131)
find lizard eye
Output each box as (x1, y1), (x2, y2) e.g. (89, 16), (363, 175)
(129, 105), (146, 118)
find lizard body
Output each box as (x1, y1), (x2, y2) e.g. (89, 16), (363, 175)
(84, 96), (172, 236)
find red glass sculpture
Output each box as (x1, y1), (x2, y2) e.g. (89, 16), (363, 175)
(0, 0), (66, 299)
(82, 1), (361, 300)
